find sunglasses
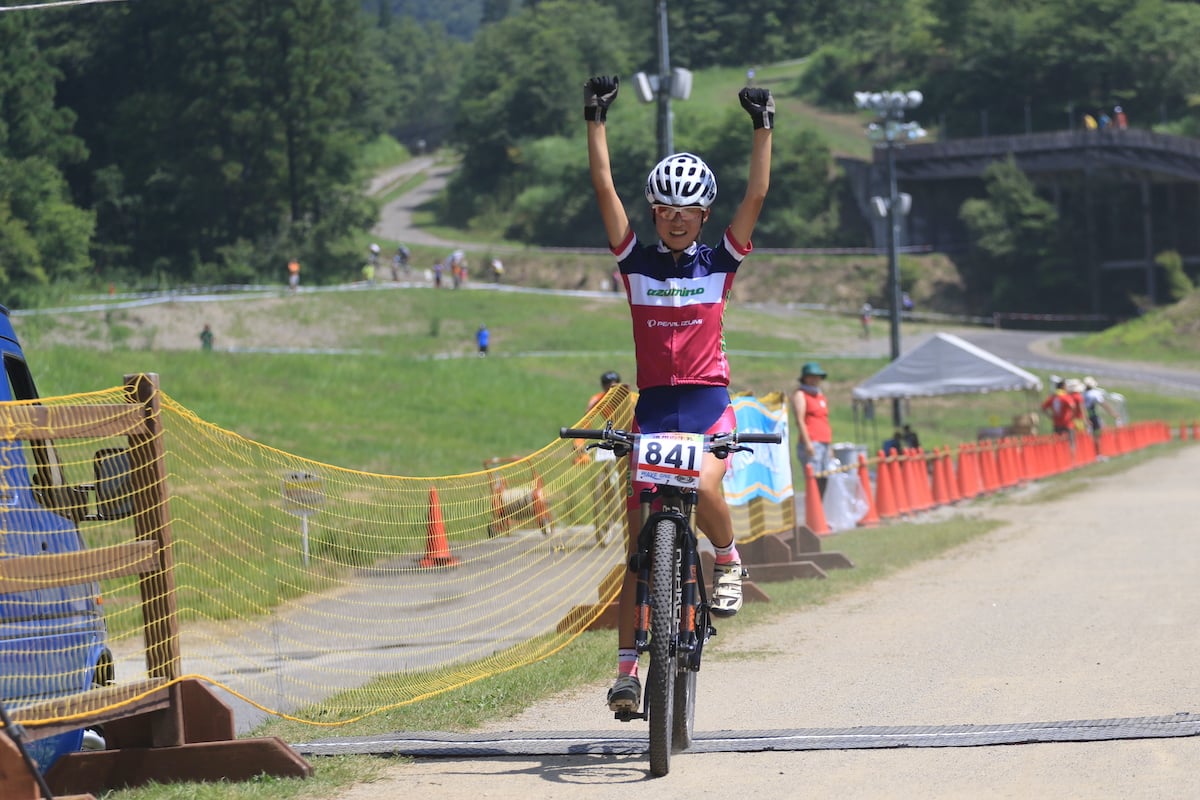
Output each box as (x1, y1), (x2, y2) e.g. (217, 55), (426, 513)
(652, 204), (706, 221)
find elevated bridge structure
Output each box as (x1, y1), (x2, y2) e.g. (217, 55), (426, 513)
(847, 128), (1200, 315)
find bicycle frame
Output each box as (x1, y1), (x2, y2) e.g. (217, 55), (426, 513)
(558, 422), (779, 776)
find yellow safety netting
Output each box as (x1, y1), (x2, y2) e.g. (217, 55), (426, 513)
(0, 383), (636, 731)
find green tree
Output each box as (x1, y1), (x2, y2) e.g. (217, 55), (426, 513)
(444, 0), (634, 222)
(959, 157), (1065, 311)
(0, 13), (94, 301)
(374, 15), (469, 149)
(61, 0), (379, 284)
(1156, 250), (1194, 302)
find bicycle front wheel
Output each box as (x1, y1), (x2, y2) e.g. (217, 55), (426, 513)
(647, 517), (679, 777)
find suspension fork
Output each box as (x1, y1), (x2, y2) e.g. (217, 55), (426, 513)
(632, 488), (699, 656)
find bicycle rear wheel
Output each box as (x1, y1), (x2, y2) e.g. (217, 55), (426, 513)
(647, 518), (679, 777)
(673, 662), (696, 750)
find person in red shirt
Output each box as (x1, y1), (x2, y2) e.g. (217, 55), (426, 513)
(790, 362), (833, 495)
(1041, 377), (1081, 436)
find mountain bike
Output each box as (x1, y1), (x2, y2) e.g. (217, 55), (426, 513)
(559, 422), (781, 776)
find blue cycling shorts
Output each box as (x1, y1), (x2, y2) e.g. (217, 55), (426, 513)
(627, 385), (736, 510)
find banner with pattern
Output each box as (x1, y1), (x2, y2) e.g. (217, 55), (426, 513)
(723, 391), (793, 506)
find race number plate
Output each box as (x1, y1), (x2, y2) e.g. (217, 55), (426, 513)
(634, 432), (704, 487)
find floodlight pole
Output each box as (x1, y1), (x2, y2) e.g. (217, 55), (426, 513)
(655, 0), (673, 158)
(856, 90), (924, 429)
(884, 135), (902, 428)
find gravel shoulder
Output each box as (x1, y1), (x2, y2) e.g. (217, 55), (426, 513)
(332, 444), (1200, 799)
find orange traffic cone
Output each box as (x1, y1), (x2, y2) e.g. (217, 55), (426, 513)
(856, 453), (880, 527)
(980, 442), (999, 493)
(420, 486), (460, 568)
(889, 449), (911, 515)
(956, 443), (978, 500)
(874, 450), (898, 520)
(489, 476), (510, 538)
(803, 463), (830, 535)
(531, 470), (554, 536)
(931, 448), (949, 507)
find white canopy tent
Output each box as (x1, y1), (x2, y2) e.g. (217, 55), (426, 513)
(852, 332), (1043, 401)
(851, 332), (1044, 448)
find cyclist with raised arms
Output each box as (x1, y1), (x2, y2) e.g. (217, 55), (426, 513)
(585, 74), (774, 712)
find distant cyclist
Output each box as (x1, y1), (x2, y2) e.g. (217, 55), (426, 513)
(393, 244), (411, 279)
(585, 74), (774, 712)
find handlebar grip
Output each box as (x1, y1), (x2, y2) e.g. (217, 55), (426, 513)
(560, 427), (601, 439)
(737, 433), (783, 444)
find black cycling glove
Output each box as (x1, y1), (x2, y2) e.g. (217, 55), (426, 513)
(739, 87), (775, 130)
(584, 75), (620, 122)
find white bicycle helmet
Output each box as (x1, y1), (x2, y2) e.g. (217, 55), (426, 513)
(644, 152), (717, 208)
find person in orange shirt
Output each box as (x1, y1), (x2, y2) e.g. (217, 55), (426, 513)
(587, 371), (623, 413)
(1041, 377), (1081, 436)
(790, 361), (833, 496)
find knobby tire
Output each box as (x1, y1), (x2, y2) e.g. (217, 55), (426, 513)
(647, 518), (679, 776)
(673, 604), (698, 750)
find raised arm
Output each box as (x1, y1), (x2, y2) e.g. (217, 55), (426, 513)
(728, 87), (775, 248)
(584, 75), (631, 250)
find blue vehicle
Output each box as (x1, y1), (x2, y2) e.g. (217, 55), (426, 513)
(0, 304), (116, 772)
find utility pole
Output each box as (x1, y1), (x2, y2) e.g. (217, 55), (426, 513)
(855, 90), (926, 428)
(655, 0), (673, 158)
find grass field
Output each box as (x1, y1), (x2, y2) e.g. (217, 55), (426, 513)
(18, 288), (1195, 481)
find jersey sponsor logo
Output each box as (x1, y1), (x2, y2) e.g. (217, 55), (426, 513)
(647, 318), (704, 328)
(646, 287), (705, 298)
(627, 273), (727, 306)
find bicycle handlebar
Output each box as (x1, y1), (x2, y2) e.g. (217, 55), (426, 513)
(560, 424), (782, 450)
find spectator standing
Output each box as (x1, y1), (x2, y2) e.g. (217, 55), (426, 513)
(791, 361), (833, 496)
(582, 371), (635, 544)
(287, 259), (300, 293)
(1067, 379), (1087, 433)
(199, 324), (214, 351)
(476, 324), (489, 357)
(433, 261), (443, 288)
(1114, 106), (1128, 130)
(1082, 375), (1119, 451)
(587, 370), (623, 413)
(448, 250), (467, 288)
(860, 302), (872, 339)
(1041, 377), (1081, 437)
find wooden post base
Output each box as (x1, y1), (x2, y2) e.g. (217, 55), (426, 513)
(40, 680), (311, 796)
(45, 737), (311, 796)
(790, 526), (855, 570)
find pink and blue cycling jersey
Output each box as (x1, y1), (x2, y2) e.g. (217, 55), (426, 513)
(612, 227), (751, 391)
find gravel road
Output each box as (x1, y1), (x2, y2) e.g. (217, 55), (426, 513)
(329, 443), (1200, 799)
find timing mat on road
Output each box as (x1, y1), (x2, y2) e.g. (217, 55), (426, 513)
(294, 712), (1200, 758)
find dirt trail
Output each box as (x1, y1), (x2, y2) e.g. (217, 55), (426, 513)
(330, 445), (1200, 799)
